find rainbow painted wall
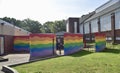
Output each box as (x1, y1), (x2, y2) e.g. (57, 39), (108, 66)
(14, 36), (29, 52)
(30, 34), (56, 59)
(64, 33), (84, 55)
(95, 33), (106, 52)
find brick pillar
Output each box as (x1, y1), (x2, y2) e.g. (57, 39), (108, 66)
(77, 22), (79, 33)
(111, 13), (115, 43)
(89, 22), (92, 42)
(83, 23), (85, 42)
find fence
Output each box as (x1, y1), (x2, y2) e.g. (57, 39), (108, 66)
(29, 34), (56, 59)
(64, 33), (84, 55)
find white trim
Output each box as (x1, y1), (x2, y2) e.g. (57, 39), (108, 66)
(0, 37), (4, 55)
(96, 0), (120, 13)
(66, 23), (69, 32)
(74, 22), (77, 33)
(116, 37), (120, 40)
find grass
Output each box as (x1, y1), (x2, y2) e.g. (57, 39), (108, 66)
(13, 43), (120, 73)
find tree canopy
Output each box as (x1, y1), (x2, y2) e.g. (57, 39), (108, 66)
(0, 17), (66, 33)
(42, 20), (66, 33)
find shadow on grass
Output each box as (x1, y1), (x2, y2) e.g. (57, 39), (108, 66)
(102, 48), (120, 54)
(70, 50), (93, 57)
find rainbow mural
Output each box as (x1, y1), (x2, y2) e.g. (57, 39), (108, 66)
(64, 33), (84, 55)
(95, 33), (106, 52)
(30, 34), (56, 59)
(14, 36), (29, 52)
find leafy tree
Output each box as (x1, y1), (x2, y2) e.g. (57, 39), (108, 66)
(41, 21), (54, 33)
(41, 20), (66, 33)
(52, 20), (66, 33)
(0, 17), (21, 26)
(0, 17), (66, 33)
(23, 19), (42, 33)
(1, 17), (42, 33)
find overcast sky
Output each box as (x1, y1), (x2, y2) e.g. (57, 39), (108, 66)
(0, 0), (109, 24)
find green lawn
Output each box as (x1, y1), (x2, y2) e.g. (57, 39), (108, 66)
(13, 44), (120, 73)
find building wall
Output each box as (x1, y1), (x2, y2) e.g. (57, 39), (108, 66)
(4, 35), (14, 54)
(0, 22), (14, 35)
(0, 35), (14, 55)
(0, 20), (30, 36)
(115, 29), (120, 43)
(66, 18), (79, 33)
(80, 1), (120, 43)
(0, 20), (30, 55)
(14, 26), (30, 36)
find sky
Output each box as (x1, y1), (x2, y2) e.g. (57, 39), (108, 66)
(0, 0), (109, 24)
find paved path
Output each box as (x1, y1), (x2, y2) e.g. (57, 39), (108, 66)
(0, 54), (30, 73)
(0, 70), (4, 73)
(56, 50), (64, 56)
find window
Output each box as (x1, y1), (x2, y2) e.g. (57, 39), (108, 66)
(84, 22), (90, 34)
(79, 24), (83, 34)
(100, 14), (111, 31)
(74, 22), (77, 33)
(116, 37), (120, 40)
(91, 19), (98, 33)
(115, 10), (120, 29)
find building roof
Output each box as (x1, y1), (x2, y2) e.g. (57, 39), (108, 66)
(0, 19), (31, 33)
(85, 1), (120, 23)
(95, 0), (120, 13)
(79, 11), (95, 24)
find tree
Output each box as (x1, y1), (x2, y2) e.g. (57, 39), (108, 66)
(1, 17), (42, 33)
(41, 21), (54, 33)
(0, 17), (21, 26)
(41, 20), (66, 33)
(0, 17), (66, 33)
(23, 19), (42, 33)
(52, 20), (66, 33)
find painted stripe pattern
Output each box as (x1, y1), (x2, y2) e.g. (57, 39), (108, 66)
(95, 33), (106, 52)
(14, 36), (29, 52)
(30, 34), (56, 58)
(64, 33), (84, 55)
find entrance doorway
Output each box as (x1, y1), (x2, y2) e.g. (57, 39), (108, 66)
(0, 37), (4, 55)
(56, 36), (64, 55)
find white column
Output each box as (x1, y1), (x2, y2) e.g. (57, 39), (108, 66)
(0, 37), (4, 55)
(74, 22), (77, 33)
(66, 23), (69, 32)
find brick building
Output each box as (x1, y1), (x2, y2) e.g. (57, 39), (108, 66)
(67, 0), (120, 43)
(66, 18), (79, 33)
(0, 19), (30, 55)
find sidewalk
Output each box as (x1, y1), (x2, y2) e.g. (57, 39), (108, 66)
(0, 54), (30, 72)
